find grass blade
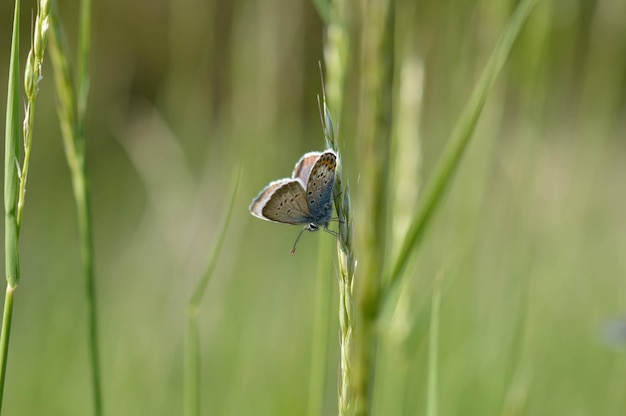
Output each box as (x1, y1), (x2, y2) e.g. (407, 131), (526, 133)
(383, 0), (540, 307)
(77, 0), (91, 130)
(3, 0), (20, 290)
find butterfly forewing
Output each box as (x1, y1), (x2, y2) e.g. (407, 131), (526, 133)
(261, 181), (312, 225)
(305, 151), (337, 224)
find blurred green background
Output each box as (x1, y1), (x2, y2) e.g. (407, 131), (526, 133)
(1, 0), (625, 414)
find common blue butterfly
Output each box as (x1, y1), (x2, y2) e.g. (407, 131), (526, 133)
(249, 150), (338, 254)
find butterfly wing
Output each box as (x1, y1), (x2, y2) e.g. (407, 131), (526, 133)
(250, 178), (292, 220)
(306, 151), (337, 224)
(262, 181), (313, 224)
(292, 152), (322, 184)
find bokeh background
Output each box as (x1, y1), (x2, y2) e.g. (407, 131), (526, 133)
(1, 0), (625, 414)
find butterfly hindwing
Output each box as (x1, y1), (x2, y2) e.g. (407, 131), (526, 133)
(261, 181), (312, 225)
(249, 178), (293, 220)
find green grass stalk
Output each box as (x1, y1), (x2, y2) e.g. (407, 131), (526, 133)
(426, 274), (442, 416)
(320, 0), (353, 411)
(1, 0), (52, 410)
(48, 4), (102, 415)
(185, 170), (240, 416)
(0, 286), (15, 413)
(307, 236), (332, 416)
(18, 0), (52, 229)
(320, 86), (355, 416)
(308, 61), (344, 413)
(307, 68), (341, 416)
(335, 183), (355, 416)
(353, 0), (395, 414)
(76, 1), (100, 412)
(185, 315), (200, 416)
(372, 50), (424, 416)
(77, 0), (91, 125)
(322, 0), (349, 125)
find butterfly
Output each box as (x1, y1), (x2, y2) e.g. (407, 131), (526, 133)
(249, 150), (338, 254)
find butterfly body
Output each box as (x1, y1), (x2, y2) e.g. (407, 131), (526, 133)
(250, 150), (338, 236)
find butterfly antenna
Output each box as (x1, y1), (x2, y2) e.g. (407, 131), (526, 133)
(317, 95), (324, 131)
(290, 226), (308, 256)
(317, 61), (329, 137)
(319, 61), (327, 103)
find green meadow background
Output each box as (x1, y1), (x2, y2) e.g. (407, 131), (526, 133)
(1, 0), (625, 415)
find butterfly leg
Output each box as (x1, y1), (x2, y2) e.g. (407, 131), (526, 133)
(322, 224), (338, 237)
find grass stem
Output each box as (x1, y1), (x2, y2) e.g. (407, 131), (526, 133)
(49, 4), (102, 414)
(0, 288), (15, 412)
(307, 239), (332, 416)
(185, 169), (240, 416)
(2, 0), (51, 410)
(321, 84), (355, 416)
(320, 0), (354, 411)
(353, 0), (395, 413)
(426, 273), (442, 416)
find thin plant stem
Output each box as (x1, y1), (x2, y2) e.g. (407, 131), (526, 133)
(321, 0), (353, 414)
(0, 286), (15, 412)
(2, 0), (51, 410)
(77, 0), (91, 124)
(185, 313), (200, 416)
(307, 238), (332, 416)
(185, 169), (240, 416)
(77, 166), (102, 416)
(76, 0), (101, 412)
(323, 0), (349, 127)
(319, 73), (355, 415)
(426, 273), (443, 416)
(48, 4), (102, 415)
(309, 2), (351, 406)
